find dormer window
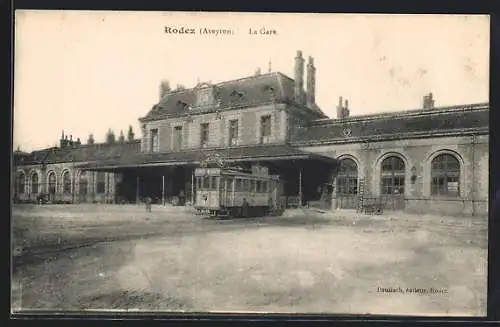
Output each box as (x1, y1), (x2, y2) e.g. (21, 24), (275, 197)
(230, 89), (245, 98)
(177, 100), (190, 110)
(263, 85), (276, 96)
(196, 86), (215, 107)
(151, 105), (161, 113)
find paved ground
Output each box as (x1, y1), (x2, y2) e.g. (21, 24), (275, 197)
(11, 204), (488, 316)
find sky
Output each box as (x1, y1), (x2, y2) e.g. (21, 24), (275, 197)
(14, 11), (490, 152)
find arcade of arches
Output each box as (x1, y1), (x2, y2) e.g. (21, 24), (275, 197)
(13, 151), (464, 210)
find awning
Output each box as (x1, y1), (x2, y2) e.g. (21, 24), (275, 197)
(75, 144), (338, 170)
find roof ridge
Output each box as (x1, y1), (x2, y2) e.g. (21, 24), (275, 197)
(311, 102), (489, 126)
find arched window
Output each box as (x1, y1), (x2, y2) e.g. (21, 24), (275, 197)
(337, 158), (358, 195)
(17, 172), (26, 195)
(97, 172), (106, 194)
(62, 170), (72, 194)
(380, 156), (405, 195)
(79, 171), (88, 196)
(431, 153), (460, 196)
(31, 172), (39, 194)
(48, 172), (56, 195)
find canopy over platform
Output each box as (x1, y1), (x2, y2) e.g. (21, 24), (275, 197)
(75, 144), (338, 171)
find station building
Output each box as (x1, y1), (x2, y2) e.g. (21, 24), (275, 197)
(13, 50), (489, 216)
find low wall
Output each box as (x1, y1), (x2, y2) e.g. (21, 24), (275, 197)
(403, 197), (488, 217)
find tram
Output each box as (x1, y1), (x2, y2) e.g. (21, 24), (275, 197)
(193, 165), (284, 218)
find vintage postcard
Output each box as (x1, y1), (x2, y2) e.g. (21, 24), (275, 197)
(12, 11), (489, 317)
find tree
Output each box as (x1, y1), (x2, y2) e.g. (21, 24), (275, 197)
(127, 125), (135, 141)
(106, 129), (116, 144)
(118, 130), (125, 143)
(87, 134), (95, 145)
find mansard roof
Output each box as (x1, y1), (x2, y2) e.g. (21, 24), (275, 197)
(15, 102), (489, 167)
(291, 102), (489, 145)
(140, 72), (326, 122)
(18, 140), (141, 166)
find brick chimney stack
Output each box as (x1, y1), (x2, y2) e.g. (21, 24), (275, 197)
(306, 56), (316, 108)
(60, 130), (65, 148)
(294, 50), (305, 104)
(336, 96), (350, 119)
(336, 96), (343, 119)
(423, 92), (435, 109)
(343, 99), (350, 118)
(159, 79), (171, 100)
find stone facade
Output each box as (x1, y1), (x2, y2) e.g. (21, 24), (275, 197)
(301, 134), (489, 216)
(15, 161), (119, 204)
(140, 104), (289, 152)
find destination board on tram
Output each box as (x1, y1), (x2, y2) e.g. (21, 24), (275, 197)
(194, 168), (221, 176)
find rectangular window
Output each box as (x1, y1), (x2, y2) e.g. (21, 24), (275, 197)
(203, 177), (210, 189)
(260, 115), (272, 144)
(228, 119), (239, 146)
(262, 181), (268, 193)
(173, 126), (183, 151)
(150, 128), (159, 152)
(200, 123), (209, 147)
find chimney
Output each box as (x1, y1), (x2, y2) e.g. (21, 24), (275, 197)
(159, 79), (171, 100)
(423, 92), (435, 109)
(336, 96), (343, 119)
(60, 130), (65, 148)
(306, 56), (316, 108)
(336, 96), (350, 119)
(294, 50), (305, 104)
(343, 99), (350, 118)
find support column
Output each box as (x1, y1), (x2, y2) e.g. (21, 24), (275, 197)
(162, 175), (165, 206)
(191, 169), (195, 205)
(136, 176), (140, 204)
(298, 166), (303, 208)
(91, 171), (95, 202)
(331, 176), (338, 211)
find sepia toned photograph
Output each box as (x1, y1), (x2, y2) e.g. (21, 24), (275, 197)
(12, 11), (489, 316)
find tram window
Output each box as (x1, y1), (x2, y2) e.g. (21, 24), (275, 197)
(236, 179), (242, 192)
(243, 179), (249, 192)
(256, 181), (262, 193)
(203, 176), (210, 189)
(210, 176), (217, 190)
(227, 178), (234, 191)
(262, 181), (268, 193)
(196, 177), (201, 190)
